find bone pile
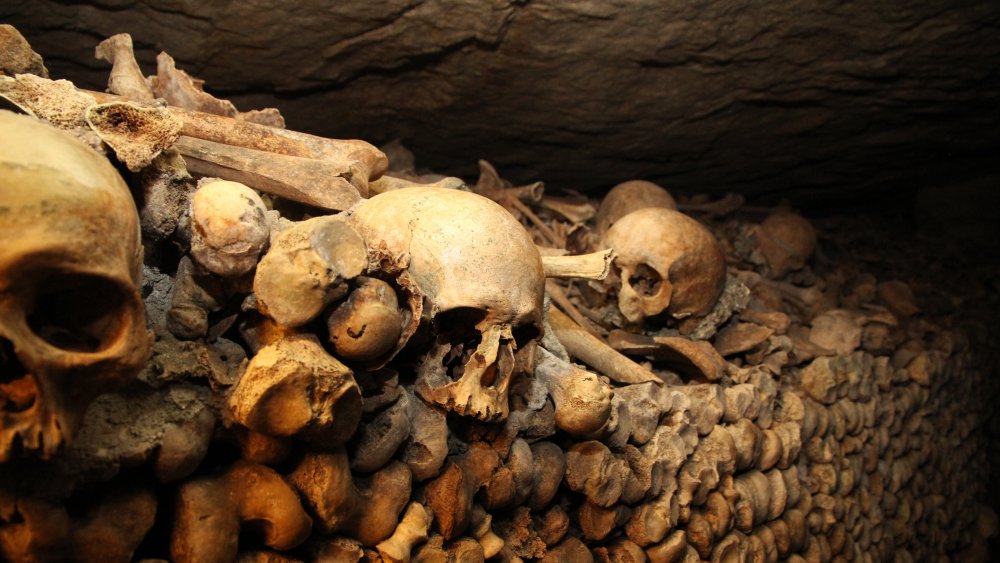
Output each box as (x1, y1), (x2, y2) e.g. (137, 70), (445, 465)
(0, 26), (998, 563)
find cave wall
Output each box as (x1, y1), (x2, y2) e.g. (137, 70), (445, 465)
(3, 0), (1000, 209)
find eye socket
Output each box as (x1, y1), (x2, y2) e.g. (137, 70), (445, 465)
(25, 273), (133, 354)
(628, 263), (663, 298)
(512, 323), (541, 349)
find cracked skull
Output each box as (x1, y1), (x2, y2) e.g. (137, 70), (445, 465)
(601, 207), (726, 326)
(0, 111), (150, 462)
(349, 187), (544, 422)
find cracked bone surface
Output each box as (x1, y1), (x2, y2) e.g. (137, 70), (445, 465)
(349, 186), (545, 422)
(2, 27), (997, 563)
(602, 206), (727, 327)
(0, 110), (150, 462)
(188, 179), (271, 278)
(254, 214), (368, 328)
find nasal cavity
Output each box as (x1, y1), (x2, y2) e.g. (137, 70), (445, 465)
(1, 337), (37, 413)
(0, 337), (27, 384)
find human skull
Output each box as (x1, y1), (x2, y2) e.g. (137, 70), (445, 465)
(0, 111), (150, 462)
(348, 187), (544, 422)
(594, 179), (677, 234)
(602, 207), (726, 325)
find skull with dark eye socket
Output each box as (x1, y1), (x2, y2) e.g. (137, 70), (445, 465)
(601, 207), (726, 327)
(0, 111), (150, 462)
(348, 187), (545, 422)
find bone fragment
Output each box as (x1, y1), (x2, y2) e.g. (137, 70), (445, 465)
(227, 333), (362, 445)
(608, 330), (727, 382)
(94, 33), (154, 102)
(548, 306), (660, 384)
(327, 276), (406, 363)
(0, 24), (47, 77)
(85, 101), (183, 171)
(535, 347), (613, 436)
(541, 248), (615, 280)
(376, 502), (433, 563)
(171, 462), (312, 563)
(289, 448), (412, 546)
(254, 215), (368, 327)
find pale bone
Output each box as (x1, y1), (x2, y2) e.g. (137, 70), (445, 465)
(289, 448), (412, 546)
(84, 101), (182, 171)
(89, 93), (385, 205)
(376, 502), (433, 563)
(527, 441), (567, 511)
(2, 73), (387, 207)
(369, 173), (467, 195)
(188, 179), (270, 277)
(602, 207), (726, 325)
(565, 440), (630, 507)
(595, 179), (677, 234)
(547, 306), (660, 384)
(349, 187), (545, 422)
(753, 210), (817, 278)
(469, 505), (505, 559)
(0, 111), (150, 462)
(227, 333), (362, 446)
(0, 484), (156, 562)
(254, 214), (368, 327)
(608, 330), (727, 382)
(171, 461), (312, 563)
(94, 33), (154, 102)
(174, 135), (368, 211)
(152, 51), (238, 118)
(0, 74), (96, 133)
(541, 249), (615, 280)
(534, 347), (613, 435)
(327, 276), (406, 363)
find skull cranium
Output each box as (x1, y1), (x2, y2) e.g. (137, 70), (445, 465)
(348, 187), (544, 422)
(0, 111), (150, 462)
(602, 207), (726, 326)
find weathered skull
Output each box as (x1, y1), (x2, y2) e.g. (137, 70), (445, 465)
(0, 111), (150, 462)
(602, 207), (726, 325)
(594, 179), (677, 234)
(348, 187), (544, 422)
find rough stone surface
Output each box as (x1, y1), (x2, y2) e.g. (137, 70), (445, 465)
(3, 1), (1000, 208)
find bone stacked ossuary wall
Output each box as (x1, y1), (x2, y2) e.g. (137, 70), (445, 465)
(0, 26), (998, 563)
